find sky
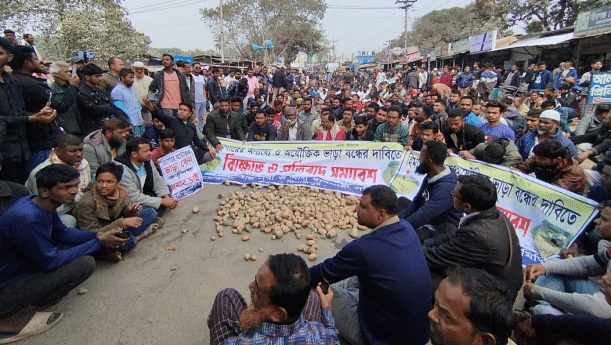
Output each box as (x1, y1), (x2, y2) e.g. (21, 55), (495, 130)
(122, 0), (474, 59)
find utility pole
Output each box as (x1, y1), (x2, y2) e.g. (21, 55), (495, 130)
(220, 0), (225, 63)
(396, 0), (417, 53)
(329, 39), (338, 61)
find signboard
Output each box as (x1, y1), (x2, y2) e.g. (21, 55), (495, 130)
(173, 55), (193, 65)
(403, 52), (422, 63)
(470, 30), (497, 54)
(159, 146), (203, 200)
(503, 60), (516, 70)
(575, 5), (611, 37)
(390, 151), (598, 266)
(588, 72), (611, 104)
(357, 56), (376, 64)
(390, 47), (404, 55)
(199, 140), (599, 266)
(440, 44), (449, 57)
(451, 37), (470, 54)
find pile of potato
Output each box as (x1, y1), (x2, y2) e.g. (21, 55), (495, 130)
(213, 184), (368, 261)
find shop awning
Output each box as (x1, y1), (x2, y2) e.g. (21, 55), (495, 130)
(499, 32), (574, 50)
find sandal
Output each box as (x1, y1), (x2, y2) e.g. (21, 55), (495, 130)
(140, 223), (159, 240)
(0, 312), (62, 344)
(153, 217), (165, 228)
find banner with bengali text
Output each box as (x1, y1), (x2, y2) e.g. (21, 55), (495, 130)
(199, 140), (599, 265)
(389, 151), (599, 265)
(159, 146), (203, 200)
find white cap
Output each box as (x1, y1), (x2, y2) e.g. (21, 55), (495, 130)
(540, 109), (561, 122)
(131, 61), (146, 68)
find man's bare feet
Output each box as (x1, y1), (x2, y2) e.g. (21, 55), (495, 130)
(0, 308), (36, 334)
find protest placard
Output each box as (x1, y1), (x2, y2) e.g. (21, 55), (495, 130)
(159, 146), (203, 199)
(588, 72), (611, 105)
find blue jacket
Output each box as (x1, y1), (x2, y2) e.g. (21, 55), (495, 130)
(0, 196), (100, 290)
(141, 123), (160, 150)
(515, 129), (579, 161)
(309, 218), (431, 345)
(456, 72), (474, 88)
(398, 168), (462, 229)
(530, 70), (553, 91)
(554, 68), (579, 89)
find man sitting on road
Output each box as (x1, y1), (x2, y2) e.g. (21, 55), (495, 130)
(478, 100), (515, 141)
(424, 175), (523, 301)
(373, 105), (410, 149)
(114, 137), (178, 214)
(276, 107), (312, 141)
(516, 109), (578, 161)
(247, 109), (277, 142)
(316, 113), (346, 141)
(0, 164), (126, 343)
(309, 185), (431, 345)
(443, 109), (485, 154)
(399, 140), (462, 245)
(207, 253), (339, 345)
(459, 138), (523, 168)
(83, 119), (131, 180)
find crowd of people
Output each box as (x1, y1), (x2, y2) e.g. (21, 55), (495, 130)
(1, 27), (611, 344)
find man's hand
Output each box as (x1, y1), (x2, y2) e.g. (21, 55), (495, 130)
(458, 150), (475, 160)
(141, 96), (155, 112)
(316, 283), (333, 308)
(215, 143), (223, 152)
(29, 106), (56, 123)
(208, 146), (217, 159)
(161, 196), (178, 209)
(559, 242), (580, 259)
(98, 228), (128, 248)
(122, 216), (142, 228)
(578, 150), (593, 164)
(69, 74), (80, 86)
(523, 264), (546, 283)
(128, 202), (142, 215)
(523, 282), (536, 300)
(602, 274), (611, 306)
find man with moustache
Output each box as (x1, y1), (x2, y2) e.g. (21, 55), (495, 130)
(207, 253), (339, 345)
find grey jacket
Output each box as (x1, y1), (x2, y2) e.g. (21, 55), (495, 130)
(115, 159), (169, 209)
(276, 121), (312, 141)
(469, 140), (523, 167)
(575, 113), (602, 136)
(83, 129), (126, 180)
(204, 110), (246, 147)
(149, 68), (193, 107)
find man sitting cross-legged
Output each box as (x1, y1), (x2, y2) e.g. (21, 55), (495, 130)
(73, 163), (159, 262)
(207, 253), (339, 345)
(0, 164), (126, 343)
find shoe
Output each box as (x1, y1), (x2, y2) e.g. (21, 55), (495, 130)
(0, 312), (62, 344)
(153, 217), (165, 228)
(96, 252), (121, 263)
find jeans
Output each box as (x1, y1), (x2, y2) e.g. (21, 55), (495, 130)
(331, 277), (365, 345)
(533, 274), (602, 315)
(0, 256), (95, 318)
(194, 102), (207, 133)
(99, 208), (157, 252)
(27, 149), (52, 173)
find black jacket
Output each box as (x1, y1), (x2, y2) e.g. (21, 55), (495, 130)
(12, 72), (58, 153)
(51, 81), (83, 137)
(151, 108), (208, 151)
(0, 72), (29, 162)
(114, 154), (156, 199)
(206, 76), (221, 105)
(77, 83), (127, 135)
(424, 207), (523, 302)
(273, 69), (286, 88)
(443, 123), (486, 153)
(347, 129), (374, 141)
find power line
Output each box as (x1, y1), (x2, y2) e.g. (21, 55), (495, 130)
(129, 0), (206, 15)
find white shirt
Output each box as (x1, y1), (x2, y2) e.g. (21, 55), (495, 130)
(192, 74), (206, 103)
(288, 125), (298, 141)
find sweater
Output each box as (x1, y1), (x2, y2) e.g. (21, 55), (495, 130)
(0, 196), (100, 290)
(308, 218), (431, 345)
(532, 248), (611, 318)
(398, 167), (462, 230)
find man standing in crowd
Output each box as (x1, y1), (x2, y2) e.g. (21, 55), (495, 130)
(114, 137), (178, 212)
(516, 139), (585, 195)
(479, 100), (516, 141)
(208, 253), (339, 345)
(83, 119), (130, 179)
(272, 67), (286, 101)
(9, 46), (58, 172)
(206, 67), (222, 108)
(373, 105), (410, 148)
(111, 68), (145, 136)
(98, 57), (123, 93)
(399, 140), (461, 245)
(309, 185), (431, 345)
(443, 110), (485, 154)
(0, 164), (126, 343)
(3, 29), (19, 45)
(131, 62), (153, 124)
(148, 54), (192, 116)
(0, 38), (56, 184)
(50, 61), (83, 137)
(530, 62), (553, 92)
(77, 63), (128, 135)
(191, 62), (207, 132)
(26, 134), (90, 228)
(424, 175), (523, 300)
(205, 98), (246, 153)
(456, 66), (474, 96)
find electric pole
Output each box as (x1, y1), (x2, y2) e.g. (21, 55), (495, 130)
(220, 0), (225, 63)
(330, 39), (338, 61)
(396, 0), (417, 53)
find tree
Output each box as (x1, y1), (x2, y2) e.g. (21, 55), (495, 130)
(0, 0), (150, 61)
(472, 0), (611, 33)
(200, 0), (327, 64)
